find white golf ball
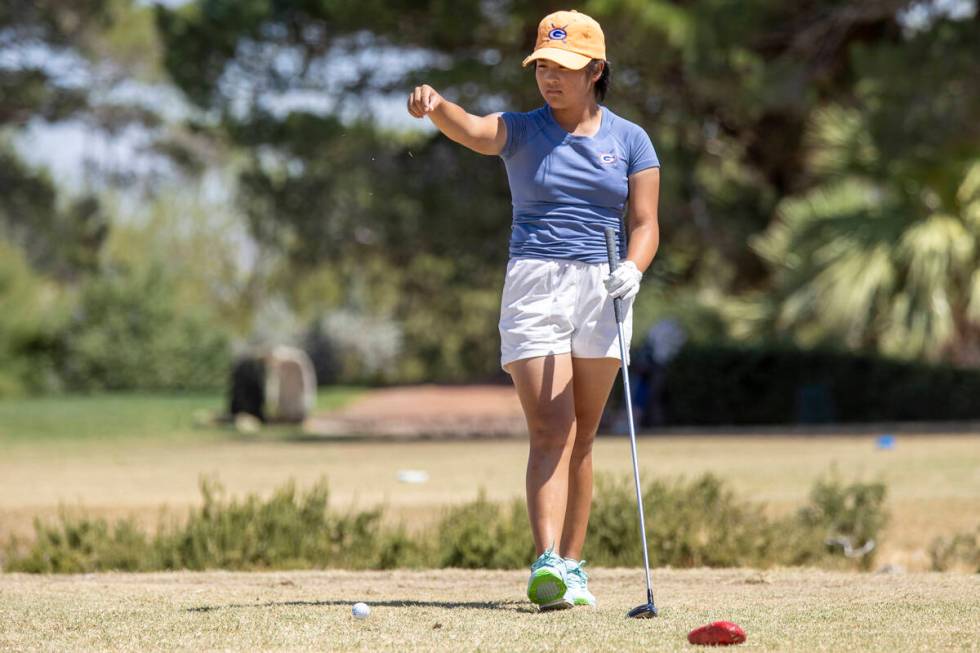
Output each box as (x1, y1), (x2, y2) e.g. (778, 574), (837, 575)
(352, 602), (370, 619)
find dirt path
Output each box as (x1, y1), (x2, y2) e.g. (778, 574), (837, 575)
(304, 384), (980, 440)
(305, 385), (527, 438)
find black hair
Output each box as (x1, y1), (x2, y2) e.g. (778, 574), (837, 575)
(590, 59), (611, 102)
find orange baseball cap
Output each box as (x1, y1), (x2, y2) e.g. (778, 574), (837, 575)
(522, 10), (606, 71)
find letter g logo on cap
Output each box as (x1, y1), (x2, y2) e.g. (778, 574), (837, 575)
(547, 25), (568, 41)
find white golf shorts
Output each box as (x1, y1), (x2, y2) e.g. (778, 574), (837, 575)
(499, 257), (633, 370)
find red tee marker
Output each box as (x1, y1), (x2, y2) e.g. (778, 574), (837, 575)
(687, 621), (747, 646)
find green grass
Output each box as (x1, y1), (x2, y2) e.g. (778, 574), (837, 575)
(0, 393), (223, 443)
(1, 568), (977, 652)
(0, 388), (364, 444)
(316, 386), (365, 412)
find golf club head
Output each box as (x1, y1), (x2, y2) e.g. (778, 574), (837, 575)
(627, 602), (658, 619)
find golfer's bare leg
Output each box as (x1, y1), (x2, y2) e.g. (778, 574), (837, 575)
(507, 354), (577, 555)
(560, 356), (621, 560)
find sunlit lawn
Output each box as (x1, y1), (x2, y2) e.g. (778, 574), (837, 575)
(0, 387), (363, 443)
(1, 568), (977, 652)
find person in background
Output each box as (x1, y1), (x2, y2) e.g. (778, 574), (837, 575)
(634, 318), (687, 427)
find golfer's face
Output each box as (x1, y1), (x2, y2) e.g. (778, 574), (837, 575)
(535, 60), (590, 108)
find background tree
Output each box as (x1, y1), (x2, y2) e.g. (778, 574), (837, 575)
(752, 13), (980, 363)
(153, 0), (978, 378)
(2, 0), (976, 393)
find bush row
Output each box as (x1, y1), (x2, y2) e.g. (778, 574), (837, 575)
(660, 345), (980, 424)
(4, 472), (887, 573)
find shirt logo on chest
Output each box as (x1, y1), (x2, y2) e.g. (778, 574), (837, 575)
(598, 152), (618, 165)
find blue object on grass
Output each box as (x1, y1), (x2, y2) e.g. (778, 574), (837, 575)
(876, 434), (895, 450)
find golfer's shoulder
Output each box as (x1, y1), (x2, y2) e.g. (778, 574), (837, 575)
(605, 108), (652, 142)
(499, 107), (550, 157)
(501, 105), (549, 128)
(606, 109), (659, 170)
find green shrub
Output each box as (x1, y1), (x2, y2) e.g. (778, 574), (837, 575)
(61, 263), (231, 391)
(587, 472), (886, 569)
(795, 471), (889, 570)
(589, 474), (777, 568)
(3, 473), (889, 573)
(4, 479), (400, 573)
(151, 478), (406, 571)
(434, 493), (534, 568)
(6, 513), (152, 573)
(929, 527), (979, 572)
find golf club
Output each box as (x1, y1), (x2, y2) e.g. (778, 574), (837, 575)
(604, 226), (659, 619)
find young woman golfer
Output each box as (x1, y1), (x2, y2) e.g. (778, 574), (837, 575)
(407, 9), (660, 611)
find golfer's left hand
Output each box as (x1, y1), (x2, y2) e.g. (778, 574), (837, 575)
(604, 260), (643, 300)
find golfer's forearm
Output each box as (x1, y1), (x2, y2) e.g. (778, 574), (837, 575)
(626, 222), (659, 273)
(428, 101), (490, 151)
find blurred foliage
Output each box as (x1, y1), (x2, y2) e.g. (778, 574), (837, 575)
(929, 526), (980, 572)
(1, 0), (978, 392)
(0, 147), (109, 280)
(0, 0), (162, 280)
(659, 343), (980, 425)
(753, 135), (980, 364)
(4, 472), (887, 572)
(797, 470), (889, 571)
(0, 241), (68, 395)
(102, 189), (265, 335)
(152, 0), (979, 377)
(746, 14), (980, 362)
(0, 0), (114, 126)
(60, 262), (231, 391)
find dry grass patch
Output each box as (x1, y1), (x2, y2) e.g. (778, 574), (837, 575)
(1, 568), (977, 652)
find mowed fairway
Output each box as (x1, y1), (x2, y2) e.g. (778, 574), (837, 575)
(2, 568), (978, 652)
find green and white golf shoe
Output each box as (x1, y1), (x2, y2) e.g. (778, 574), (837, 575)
(563, 558), (596, 607)
(527, 547), (572, 611)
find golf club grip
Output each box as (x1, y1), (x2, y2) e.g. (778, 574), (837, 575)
(604, 227), (624, 323)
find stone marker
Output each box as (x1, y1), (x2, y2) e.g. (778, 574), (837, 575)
(264, 345), (317, 423)
(229, 346), (316, 423)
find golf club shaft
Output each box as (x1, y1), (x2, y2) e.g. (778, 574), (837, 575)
(616, 315), (655, 602)
(605, 227), (656, 605)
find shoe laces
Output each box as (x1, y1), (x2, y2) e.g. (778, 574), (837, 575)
(565, 559), (589, 588)
(530, 546), (563, 572)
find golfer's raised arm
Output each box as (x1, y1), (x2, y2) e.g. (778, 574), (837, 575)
(407, 84), (506, 156)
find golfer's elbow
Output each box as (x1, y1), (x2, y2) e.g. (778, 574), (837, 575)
(456, 114), (504, 156)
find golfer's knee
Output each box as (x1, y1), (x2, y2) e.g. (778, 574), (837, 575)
(570, 430), (596, 460)
(527, 418), (574, 453)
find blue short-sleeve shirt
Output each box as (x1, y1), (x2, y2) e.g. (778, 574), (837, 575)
(499, 104), (659, 263)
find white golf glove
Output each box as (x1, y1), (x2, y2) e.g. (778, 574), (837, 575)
(604, 260), (643, 301)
